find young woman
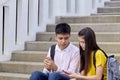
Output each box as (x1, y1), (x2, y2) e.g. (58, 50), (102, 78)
(67, 27), (107, 80)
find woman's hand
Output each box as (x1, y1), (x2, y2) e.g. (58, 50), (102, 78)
(69, 72), (79, 79)
(65, 72), (80, 80)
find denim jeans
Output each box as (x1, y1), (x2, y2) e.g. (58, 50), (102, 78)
(29, 71), (70, 80)
(30, 71), (48, 80)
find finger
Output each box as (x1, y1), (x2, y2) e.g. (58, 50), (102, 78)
(44, 59), (51, 64)
(44, 63), (50, 68)
(45, 64), (51, 69)
(45, 57), (51, 60)
(44, 59), (48, 64)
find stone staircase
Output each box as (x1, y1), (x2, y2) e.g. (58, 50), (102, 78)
(0, 0), (120, 80)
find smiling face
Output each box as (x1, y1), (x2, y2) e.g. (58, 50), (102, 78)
(55, 34), (70, 50)
(78, 36), (85, 51)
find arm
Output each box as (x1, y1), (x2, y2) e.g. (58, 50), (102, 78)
(43, 48), (58, 73)
(78, 66), (103, 80)
(80, 70), (85, 76)
(68, 66), (103, 80)
(69, 50), (106, 80)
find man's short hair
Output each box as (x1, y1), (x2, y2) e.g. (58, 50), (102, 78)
(55, 23), (71, 34)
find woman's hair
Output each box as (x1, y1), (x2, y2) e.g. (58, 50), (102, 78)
(78, 27), (100, 75)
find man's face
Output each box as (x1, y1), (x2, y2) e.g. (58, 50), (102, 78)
(55, 34), (70, 50)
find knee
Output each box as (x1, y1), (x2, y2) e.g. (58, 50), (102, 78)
(30, 71), (42, 80)
(31, 71), (42, 77)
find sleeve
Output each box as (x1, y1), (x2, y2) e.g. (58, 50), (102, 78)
(68, 49), (80, 73)
(96, 50), (107, 67)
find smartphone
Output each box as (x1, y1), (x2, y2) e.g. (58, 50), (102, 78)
(62, 70), (70, 74)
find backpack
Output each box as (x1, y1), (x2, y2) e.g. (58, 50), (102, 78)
(93, 49), (120, 80)
(107, 55), (120, 80)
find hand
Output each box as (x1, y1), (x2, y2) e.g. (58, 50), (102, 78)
(44, 57), (51, 70)
(44, 57), (57, 71)
(67, 72), (79, 80)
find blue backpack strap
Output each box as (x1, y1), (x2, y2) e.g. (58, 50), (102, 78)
(50, 44), (56, 61)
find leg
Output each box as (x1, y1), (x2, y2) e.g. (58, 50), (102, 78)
(49, 72), (70, 80)
(29, 71), (48, 80)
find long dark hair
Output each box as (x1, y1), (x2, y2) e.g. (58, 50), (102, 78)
(78, 27), (100, 75)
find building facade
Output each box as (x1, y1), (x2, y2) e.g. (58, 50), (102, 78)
(0, 0), (109, 61)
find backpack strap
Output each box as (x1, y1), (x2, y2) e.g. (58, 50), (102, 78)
(93, 49), (98, 69)
(50, 44), (56, 61)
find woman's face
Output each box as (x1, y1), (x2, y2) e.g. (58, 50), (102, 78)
(78, 36), (85, 50)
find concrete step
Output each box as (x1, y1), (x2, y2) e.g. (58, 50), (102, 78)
(11, 50), (120, 64)
(91, 13), (120, 15)
(25, 41), (120, 53)
(11, 51), (47, 62)
(111, 0), (120, 1)
(97, 7), (120, 13)
(46, 23), (120, 32)
(11, 50), (120, 63)
(11, 52), (120, 62)
(36, 32), (120, 42)
(56, 15), (120, 23)
(0, 61), (43, 74)
(105, 1), (120, 7)
(0, 72), (30, 80)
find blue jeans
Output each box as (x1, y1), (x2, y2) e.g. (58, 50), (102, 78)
(29, 71), (70, 80)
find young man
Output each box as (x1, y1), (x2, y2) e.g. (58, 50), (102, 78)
(30, 23), (80, 80)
